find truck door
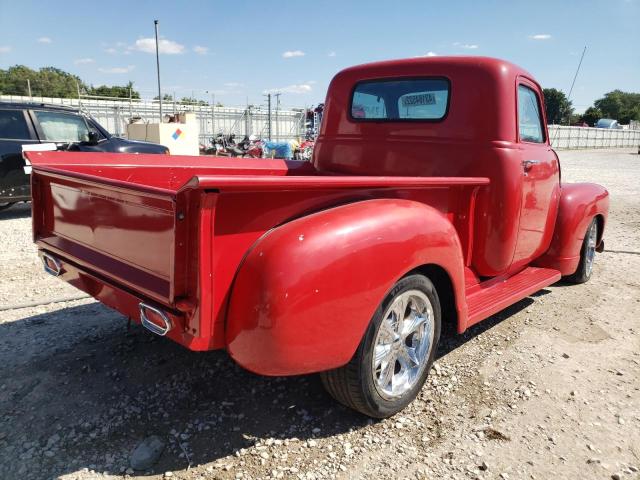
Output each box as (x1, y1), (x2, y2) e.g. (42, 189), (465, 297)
(512, 80), (560, 267)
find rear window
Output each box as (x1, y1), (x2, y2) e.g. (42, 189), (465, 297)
(0, 109), (32, 140)
(351, 78), (449, 121)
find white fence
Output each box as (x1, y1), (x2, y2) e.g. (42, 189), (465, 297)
(0, 94), (306, 144)
(3, 95), (639, 150)
(549, 125), (640, 149)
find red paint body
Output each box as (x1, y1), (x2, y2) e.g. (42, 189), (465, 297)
(27, 57), (608, 376)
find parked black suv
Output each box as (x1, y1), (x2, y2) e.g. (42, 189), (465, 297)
(0, 102), (169, 210)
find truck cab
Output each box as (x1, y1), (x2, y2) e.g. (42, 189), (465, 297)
(314, 57), (562, 277)
(26, 57), (608, 418)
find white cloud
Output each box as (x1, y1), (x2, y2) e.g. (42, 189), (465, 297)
(37, 37), (52, 44)
(0, 46), (11, 54)
(416, 51), (438, 57)
(282, 50), (305, 58)
(454, 42), (479, 49)
(74, 58), (95, 65)
(98, 65), (135, 74)
(264, 82), (313, 94)
(193, 45), (208, 55)
(132, 37), (185, 54)
(328, 51), (336, 57)
(530, 34), (552, 40)
(105, 47), (118, 54)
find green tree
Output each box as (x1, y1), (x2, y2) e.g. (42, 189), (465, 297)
(153, 93), (174, 101)
(542, 88), (573, 124)
(0, 65), (86, 97)
(580, 107), (602, 126)
(180, 96), (208, 106)
(88, 81), (140, 99)
(593, 90), (640, 124)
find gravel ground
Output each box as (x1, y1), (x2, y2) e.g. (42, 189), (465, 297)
(0, 149), (639, 480)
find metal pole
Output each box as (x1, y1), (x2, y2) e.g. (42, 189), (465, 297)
(154, 20), (162, 122)
(245, 105), (249, 137)
(210, 93), (215, 137)
(27, 79), (32, 100)
(274, 93), (280, 141)
(267, 93), (272, 141)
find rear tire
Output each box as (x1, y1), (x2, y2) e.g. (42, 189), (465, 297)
(320, 274), (441, 418)
(565, 218), (598, 284)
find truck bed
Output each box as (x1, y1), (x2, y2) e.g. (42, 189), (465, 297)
(27, 151), (489, 350)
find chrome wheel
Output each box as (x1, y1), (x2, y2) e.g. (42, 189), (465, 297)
(372, 289), (435, 400)
(585, 220), (598, 277)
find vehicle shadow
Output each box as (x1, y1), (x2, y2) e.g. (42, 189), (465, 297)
(0, 202), (31, 220)
(0, 293), (540, 479)
(437, 295), (536, 359)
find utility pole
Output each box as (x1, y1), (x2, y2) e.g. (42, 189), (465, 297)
(273, 93), (281, 141)
(27, 79), (32, 100)
(154, 20), (162, 122)
(265, 93), (272, 141)
(208, 92), (216, 136)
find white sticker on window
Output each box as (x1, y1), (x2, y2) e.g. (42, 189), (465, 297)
(401, 93), (436, 107)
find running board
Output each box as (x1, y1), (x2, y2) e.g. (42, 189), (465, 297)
(466, 267), (561, 327)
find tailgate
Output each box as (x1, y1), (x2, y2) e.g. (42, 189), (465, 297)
(25, 150), (307, 311)
(32, 170), (181, 305)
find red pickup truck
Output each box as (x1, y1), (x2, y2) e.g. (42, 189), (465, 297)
(27, 57), (609, 418)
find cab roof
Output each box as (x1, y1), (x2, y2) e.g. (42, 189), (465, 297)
(319, 55), (543, 142)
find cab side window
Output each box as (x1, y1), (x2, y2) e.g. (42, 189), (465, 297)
(518, 85), (545, 143)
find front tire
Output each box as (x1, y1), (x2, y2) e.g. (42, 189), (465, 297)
(565, 218), (598, 284)
(321, 274), (441, 418)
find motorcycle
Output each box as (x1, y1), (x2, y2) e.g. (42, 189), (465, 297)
(294, 139), (315, 161)
(202, 134), (264, 158)
(245, 136), (264, 158)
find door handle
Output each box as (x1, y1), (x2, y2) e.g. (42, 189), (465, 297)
(522, 160), (540, 171)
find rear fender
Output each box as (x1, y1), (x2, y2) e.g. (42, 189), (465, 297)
(225, 198), (467, 376)
(534, 183), (609, 275)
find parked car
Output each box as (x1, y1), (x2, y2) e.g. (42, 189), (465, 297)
(0, 103), (169, 210)
(595, 118), (622, 129)
(27, 57), (608, 418)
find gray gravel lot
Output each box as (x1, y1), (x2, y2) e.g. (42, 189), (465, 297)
(0, 149), (639, 480)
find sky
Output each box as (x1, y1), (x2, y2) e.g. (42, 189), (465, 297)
(0, 0), (638, 112)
